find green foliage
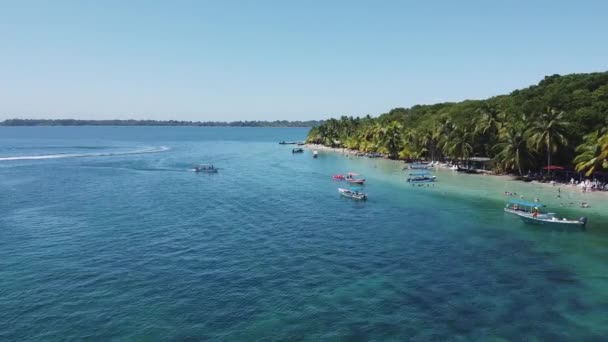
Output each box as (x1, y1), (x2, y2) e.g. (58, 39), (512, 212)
(575, 131), (608, 176)
(307, 71), (608, 175)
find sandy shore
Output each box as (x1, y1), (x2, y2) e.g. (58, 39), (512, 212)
(304, 143), (608, 201)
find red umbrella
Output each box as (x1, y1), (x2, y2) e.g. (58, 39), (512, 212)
(543, 165), (564, 170)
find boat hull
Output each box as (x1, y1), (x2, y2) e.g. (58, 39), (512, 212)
(338, 188), (367, 200)
(504, 209), (585, 228)
(518, 215), (585, 227)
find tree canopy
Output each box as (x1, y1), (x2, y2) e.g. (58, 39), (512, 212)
(307, 71), (608, 176)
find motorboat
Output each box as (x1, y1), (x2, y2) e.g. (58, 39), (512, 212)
(338, 188), (367, 200)
(504, 200), (587, 228)
(193, 164), (218, 173)
(407, 172), (436, 183)
(313, 151), (319, 158)
(449, 165), (459, 171)
(292, 148), (304, 153)
(345, 172), (365, 184)
(408, 163), (432, 170)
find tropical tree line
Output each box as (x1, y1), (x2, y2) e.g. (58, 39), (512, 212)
(307, 72), (608, 177)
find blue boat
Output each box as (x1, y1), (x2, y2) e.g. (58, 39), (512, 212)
(504, 199), (587, 228)
(407, 172), (437, 183)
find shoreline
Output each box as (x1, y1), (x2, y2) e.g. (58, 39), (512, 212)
(304, 143), (608, 201)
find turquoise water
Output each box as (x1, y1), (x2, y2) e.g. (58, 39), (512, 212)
(1, 127), (607, 341)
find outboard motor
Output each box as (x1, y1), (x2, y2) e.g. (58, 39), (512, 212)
(579, 217), (588, 228)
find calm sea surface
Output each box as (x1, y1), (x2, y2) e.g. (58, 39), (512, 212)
(1, 127), (607, 341)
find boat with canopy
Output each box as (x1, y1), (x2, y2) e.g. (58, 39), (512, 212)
(504, 199), (587, 228)
(407, 172), (437, 183)
(406, 163), (433, 170)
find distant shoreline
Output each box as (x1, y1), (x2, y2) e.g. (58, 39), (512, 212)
(304, 143), (608, 200)
(0, 119), (323, 128)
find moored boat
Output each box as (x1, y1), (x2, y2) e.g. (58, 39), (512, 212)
(407, 172), (436, 183)
(408, 163), (433, 170)
(292, 148), (304, 153)
(504, 200), (587, 228)
(345, 172), (365, 184)
(338, 188), (367, 200)
(313, 151), (319, 158)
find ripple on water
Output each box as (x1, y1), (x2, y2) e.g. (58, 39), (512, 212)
(1, 128), (608, 341)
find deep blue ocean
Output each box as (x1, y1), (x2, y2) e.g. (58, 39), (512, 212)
(1, 127), (607, 341)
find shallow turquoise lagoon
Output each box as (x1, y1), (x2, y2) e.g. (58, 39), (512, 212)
(1, 127), (607, 340)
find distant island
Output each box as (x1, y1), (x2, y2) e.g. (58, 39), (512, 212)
(0, 119), (323, 128)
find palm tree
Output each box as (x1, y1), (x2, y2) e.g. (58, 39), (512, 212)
(529, 107), (569, 173)
(475, 103), (503, 136)
(446, 128), (474, 167)
(377, 121), (403, 158)
(494, 124), (535, 175)
(575, 131), (608, 176)
(400, 129), (426, 160)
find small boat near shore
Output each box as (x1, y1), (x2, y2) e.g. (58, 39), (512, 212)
(407, 163), (433, 170)
(407, 172), (436, 183)
(504, 200), (587, 228)
(279, 141), (303, 145)
(313, 151), (319, 158)
(193, 164), (219, 173)
(292, 148), (304, 153)
(338, 188), (367, 200)
(345, 172), (365, 185)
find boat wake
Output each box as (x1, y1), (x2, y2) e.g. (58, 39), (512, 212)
(0, 146), (170, 161)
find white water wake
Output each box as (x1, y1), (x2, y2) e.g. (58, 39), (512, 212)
(0, 146), (170, 161)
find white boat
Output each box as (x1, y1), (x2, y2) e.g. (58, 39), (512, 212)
(338, 188), (367, 200)
(408, 163), (432, 170)
(449, 165), (459, 171)
(313, 151), (319, 158)
(504, 200), (587, 228)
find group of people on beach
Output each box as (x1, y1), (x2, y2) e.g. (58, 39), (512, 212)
(504, 187), (590, 208)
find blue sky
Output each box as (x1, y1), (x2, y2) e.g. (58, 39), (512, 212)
(1, 0), (607, 121)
